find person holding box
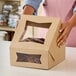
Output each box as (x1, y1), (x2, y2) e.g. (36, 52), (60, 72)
(22, 0), (76, 47)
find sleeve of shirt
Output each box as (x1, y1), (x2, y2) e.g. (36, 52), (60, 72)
(23, 0), (42, 15)
(73, 6), (76, 12)
(73, 1), (76, 12)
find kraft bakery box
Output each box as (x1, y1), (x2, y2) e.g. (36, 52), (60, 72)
(10, 15), (65, 69)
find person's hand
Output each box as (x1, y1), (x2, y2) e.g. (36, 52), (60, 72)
(57, 22), (73, 47)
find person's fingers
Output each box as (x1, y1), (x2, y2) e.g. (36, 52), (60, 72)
(57, 26), (68, 43)
(57, 22), (72, 47)
(57, 35), (66, 47)
(57, 29), (68, 47)
(57, 32), (64, 43)
(58, 40), (64, 47)
(59, 24), (65, 33)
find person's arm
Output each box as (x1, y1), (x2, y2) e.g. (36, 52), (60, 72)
(68, 12), (76, 26)
(22, 0), (42, 15)
(57, 9), (76, 47)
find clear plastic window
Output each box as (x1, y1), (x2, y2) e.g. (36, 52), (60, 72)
(19, 20), (51, 44)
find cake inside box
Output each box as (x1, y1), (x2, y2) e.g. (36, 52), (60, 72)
(16, 52), (41, 64)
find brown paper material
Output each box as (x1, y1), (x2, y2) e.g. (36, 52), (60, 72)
(10, 15), (65, 69)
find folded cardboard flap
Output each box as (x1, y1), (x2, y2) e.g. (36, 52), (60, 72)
(10, 15), (65, 69)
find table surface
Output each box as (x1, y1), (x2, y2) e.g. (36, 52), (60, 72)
(0, 41), (76, 76)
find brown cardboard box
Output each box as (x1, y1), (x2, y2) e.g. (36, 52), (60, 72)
(10, 15), (65, 69)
